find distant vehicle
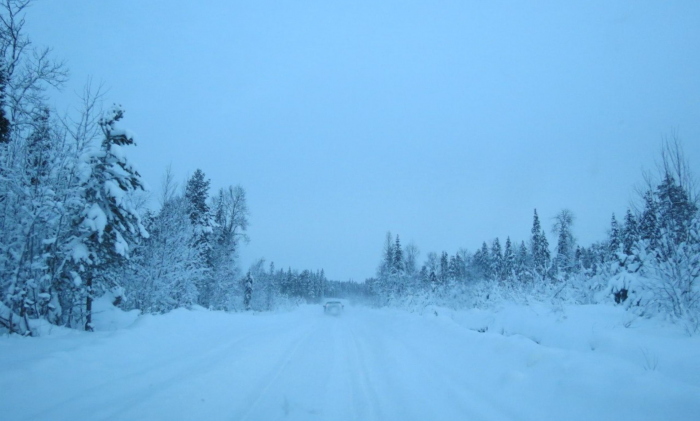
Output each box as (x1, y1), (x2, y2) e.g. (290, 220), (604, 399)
(323, 301), (344, 315)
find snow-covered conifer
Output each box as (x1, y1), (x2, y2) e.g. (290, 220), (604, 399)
(639, 189), (660, 251)
(490, 238), (503, 282)
(68, 105), (147, 331)
(553, 209), (576, 276)
(393, 235), (404, 274)
(622, 209), (639, 256)
(530, 209), (551, 281)
(243, 271), (253, 311)
(608, 214), (621, 261)
(503, 237), (515, 281)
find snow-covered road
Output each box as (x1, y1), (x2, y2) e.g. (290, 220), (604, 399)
(1, 304), (699, 421)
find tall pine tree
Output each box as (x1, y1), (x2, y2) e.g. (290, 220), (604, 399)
(639, 189), (660, 250)
(622, 209), (639, 256)
(68, 105), (147, 331)
(184, 169), (214, 306)
(490, 238), (503, 281)
(503, 237), (515, 281)
(608, 213), (621, 262)
(530, 209), (550, 281)
(553, 209), (575, 275)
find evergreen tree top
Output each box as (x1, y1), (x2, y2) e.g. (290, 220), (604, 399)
(185, 169), (211, 227)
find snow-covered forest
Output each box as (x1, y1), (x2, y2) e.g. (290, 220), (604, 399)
(0, 0), (364, 336)
(368, 148), (700, 332)
(1, 2), (700, 420)
(0, 0), (698, 337)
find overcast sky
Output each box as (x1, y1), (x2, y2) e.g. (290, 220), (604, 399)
(26, 1), (700, 281)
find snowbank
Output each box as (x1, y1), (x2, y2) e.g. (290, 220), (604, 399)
(91, 292), (141, 331)
(1, 303), (698, 420)
(424, 302), (700, 389)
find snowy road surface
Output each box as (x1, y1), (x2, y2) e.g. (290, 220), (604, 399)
(1, 304), (699, 421)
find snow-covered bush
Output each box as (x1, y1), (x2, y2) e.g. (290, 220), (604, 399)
(634, 221), (700, 333)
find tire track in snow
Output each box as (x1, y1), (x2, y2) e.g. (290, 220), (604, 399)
(347, 324), (384, 421)
(230, 312), (383, 421)
(22, 322), (301, 421)
(234, 321), (320, 421)
(376, 315), (528, 421)
(344, 309), (523, 421)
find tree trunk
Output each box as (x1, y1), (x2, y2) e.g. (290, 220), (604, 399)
(85, 274), (93, 332)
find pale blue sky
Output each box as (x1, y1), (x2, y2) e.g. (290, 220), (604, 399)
(26, 1), (700, 281)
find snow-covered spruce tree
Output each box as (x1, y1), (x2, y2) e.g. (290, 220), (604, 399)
(503, 237), (515, 283)
(242, 271), (253, 311)
(639, 189), (660, 251)
(490, 238), (503, 282)
(387, 235), (405, 298)
(313, 270), (323, 302)
(448, 253), (465, 283)
(279, 267), (293, 298)
(607, 214), (622, 263)
(393, 235), (404, 274)
(439, 251), (449, 285)
(66, 105), (147, 331)
(185, 169), (211, 230)
(382, 231), (394, 273)
(374, 231), (394, 304)
(540, 229), (552, 279)
(319, 268), (327, 299)
(656, 172), (697, 248)
(471, 242), (491, 280)
(622, 209), (639, 257)
(616, 208), (643, 274)
(184, 169), (214, 306)
(515, 241), (531, 285)
(530, 209), (551, 282)
(600, 214), (628, 302)
(552, 209), (576, 277)
(290, 269), (302, 299)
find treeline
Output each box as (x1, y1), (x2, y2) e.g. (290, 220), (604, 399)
(243, 260), (329, 311)
(239, 260), (369, 311)
(368, 141), (699, 330)
(1, 1), (697, 335)
(0, 2), (335, 335)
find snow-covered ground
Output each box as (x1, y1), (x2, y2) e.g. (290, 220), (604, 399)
(1, 301), (699, 421)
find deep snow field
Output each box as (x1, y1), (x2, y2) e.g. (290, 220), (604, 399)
(1, 299), (699, 421)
